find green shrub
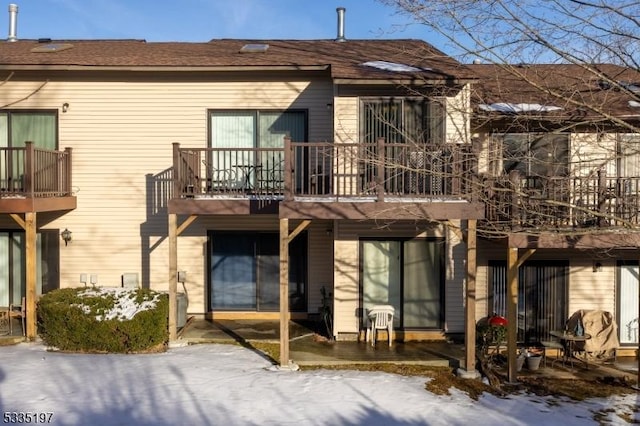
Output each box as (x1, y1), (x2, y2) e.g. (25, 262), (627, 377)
(37, 287), (169, 353)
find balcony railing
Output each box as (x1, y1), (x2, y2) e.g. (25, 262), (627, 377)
(0, 142), (73, 198)
(172, 138), (478, 201)
(485, 170), (640, 228)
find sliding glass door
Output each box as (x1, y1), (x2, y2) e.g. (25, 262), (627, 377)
(209, 110), (306, 190)
(618, 263), (639, 345)
(361, 239), (443, 329)
(0, 230), (59, 307)
(490, 260), (568, 344)
(209, 232), (307, 311)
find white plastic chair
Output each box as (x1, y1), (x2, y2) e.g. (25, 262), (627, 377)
(366, 305), (395, 347)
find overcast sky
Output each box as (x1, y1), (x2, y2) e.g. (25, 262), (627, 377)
(7, 0), (443, 45)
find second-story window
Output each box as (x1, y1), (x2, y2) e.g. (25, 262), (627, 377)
(500, 133), (569, 177)
(618, 134), (640, 178)
(209, 110), (306, 149)
(361, 98), (445, 146)
(0, 111), (57, 149)
(0, 111), (58, 191)
(208, 110), (307, 190)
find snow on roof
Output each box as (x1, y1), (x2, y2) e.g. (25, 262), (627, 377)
(478, 102), (563, 113)
(76, 287), (162, 321)
(361, 60), (431, 72)
(629, 100), (640, 108)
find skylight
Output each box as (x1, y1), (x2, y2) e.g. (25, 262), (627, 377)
(30, 43), (73, 53)
(478, 103), (562, 113)
(361, 60), (430, 72)
(598, 79), (640, 93)
(240, 43), (269, 53)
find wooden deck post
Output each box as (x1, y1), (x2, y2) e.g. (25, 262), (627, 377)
(168, 213), (178, 341)
(25, 212), (36, 339)
(506, 246), (519, 383)
(25, 142), (34, 197)
(283, 137), (293, 202)
(172, 143), (181, 199)
(376, 138), (385, 202)
(463, 219), (477, 373)
(508, 171), (521, 228)
(279, 218), (290, 366)
(64, 147), (73, 195)
(597, 168), (607, 227)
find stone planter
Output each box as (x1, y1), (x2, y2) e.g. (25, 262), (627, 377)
(526, 355), (542, 371)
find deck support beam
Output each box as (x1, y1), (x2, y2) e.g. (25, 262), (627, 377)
(25, 212), (36, 339)
(8, 212), (37, 339)
(168, 213), (198, 342)
(463, 219), (477, 374)
(279, 218), (290, 366)
(506, 246), (536, 383)
(168, 213), (178, 341)
(506, 247), (519, 383)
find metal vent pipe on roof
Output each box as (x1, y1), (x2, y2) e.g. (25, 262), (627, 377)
(7, 3), (17, 42)
(336, 7), (346, 42)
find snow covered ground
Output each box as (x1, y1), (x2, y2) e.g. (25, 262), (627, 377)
(0, 342), (637, 425)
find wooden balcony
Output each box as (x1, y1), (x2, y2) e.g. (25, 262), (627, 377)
(169, 138), (484, 220)
(485, 170), (640, 231)
(0, 142), (76, 213)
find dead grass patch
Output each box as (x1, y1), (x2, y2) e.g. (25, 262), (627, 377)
(300, 362), (637, 401)
(230, 341), (637, 401)
(301, 364), (498, 400)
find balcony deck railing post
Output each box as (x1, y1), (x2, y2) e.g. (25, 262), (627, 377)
(25, 141), (34, 197)
(509, 170), (521, 228)
(64, 147), (72, 196)
(452, 148), (461, 195)
(283, 137), (293, 201)
(172, 142), (181, 199)
(598, 168), (607, 226)
(376, 138), (385, 202)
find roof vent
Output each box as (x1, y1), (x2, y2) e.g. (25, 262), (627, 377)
(336, 7), (346, 42)
(7, 3), (17, 42)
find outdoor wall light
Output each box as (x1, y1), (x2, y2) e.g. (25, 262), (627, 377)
(61, 228), (72, 246)
(593, 261), (603, 272)
(62, 102), (69, 113)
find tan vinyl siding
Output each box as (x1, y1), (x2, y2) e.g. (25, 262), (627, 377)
(307, 220), (334, 315)
(0, 75), (333, 309)
(571, 133), (617, 177)
(445, 223), (466, 333)
(567, 254), (616, 314)
(445, 84), (471, 144)
(334, 96), (358, 144)
(333, 237), (360, 336)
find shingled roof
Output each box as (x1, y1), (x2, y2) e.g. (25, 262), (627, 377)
(0, 38), (476, 83)
(468, 63), (640, 122)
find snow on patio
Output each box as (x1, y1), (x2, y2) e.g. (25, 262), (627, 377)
(0, 342), (637, 425)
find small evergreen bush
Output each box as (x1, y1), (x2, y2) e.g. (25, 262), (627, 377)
(38, 287), (169, 353)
